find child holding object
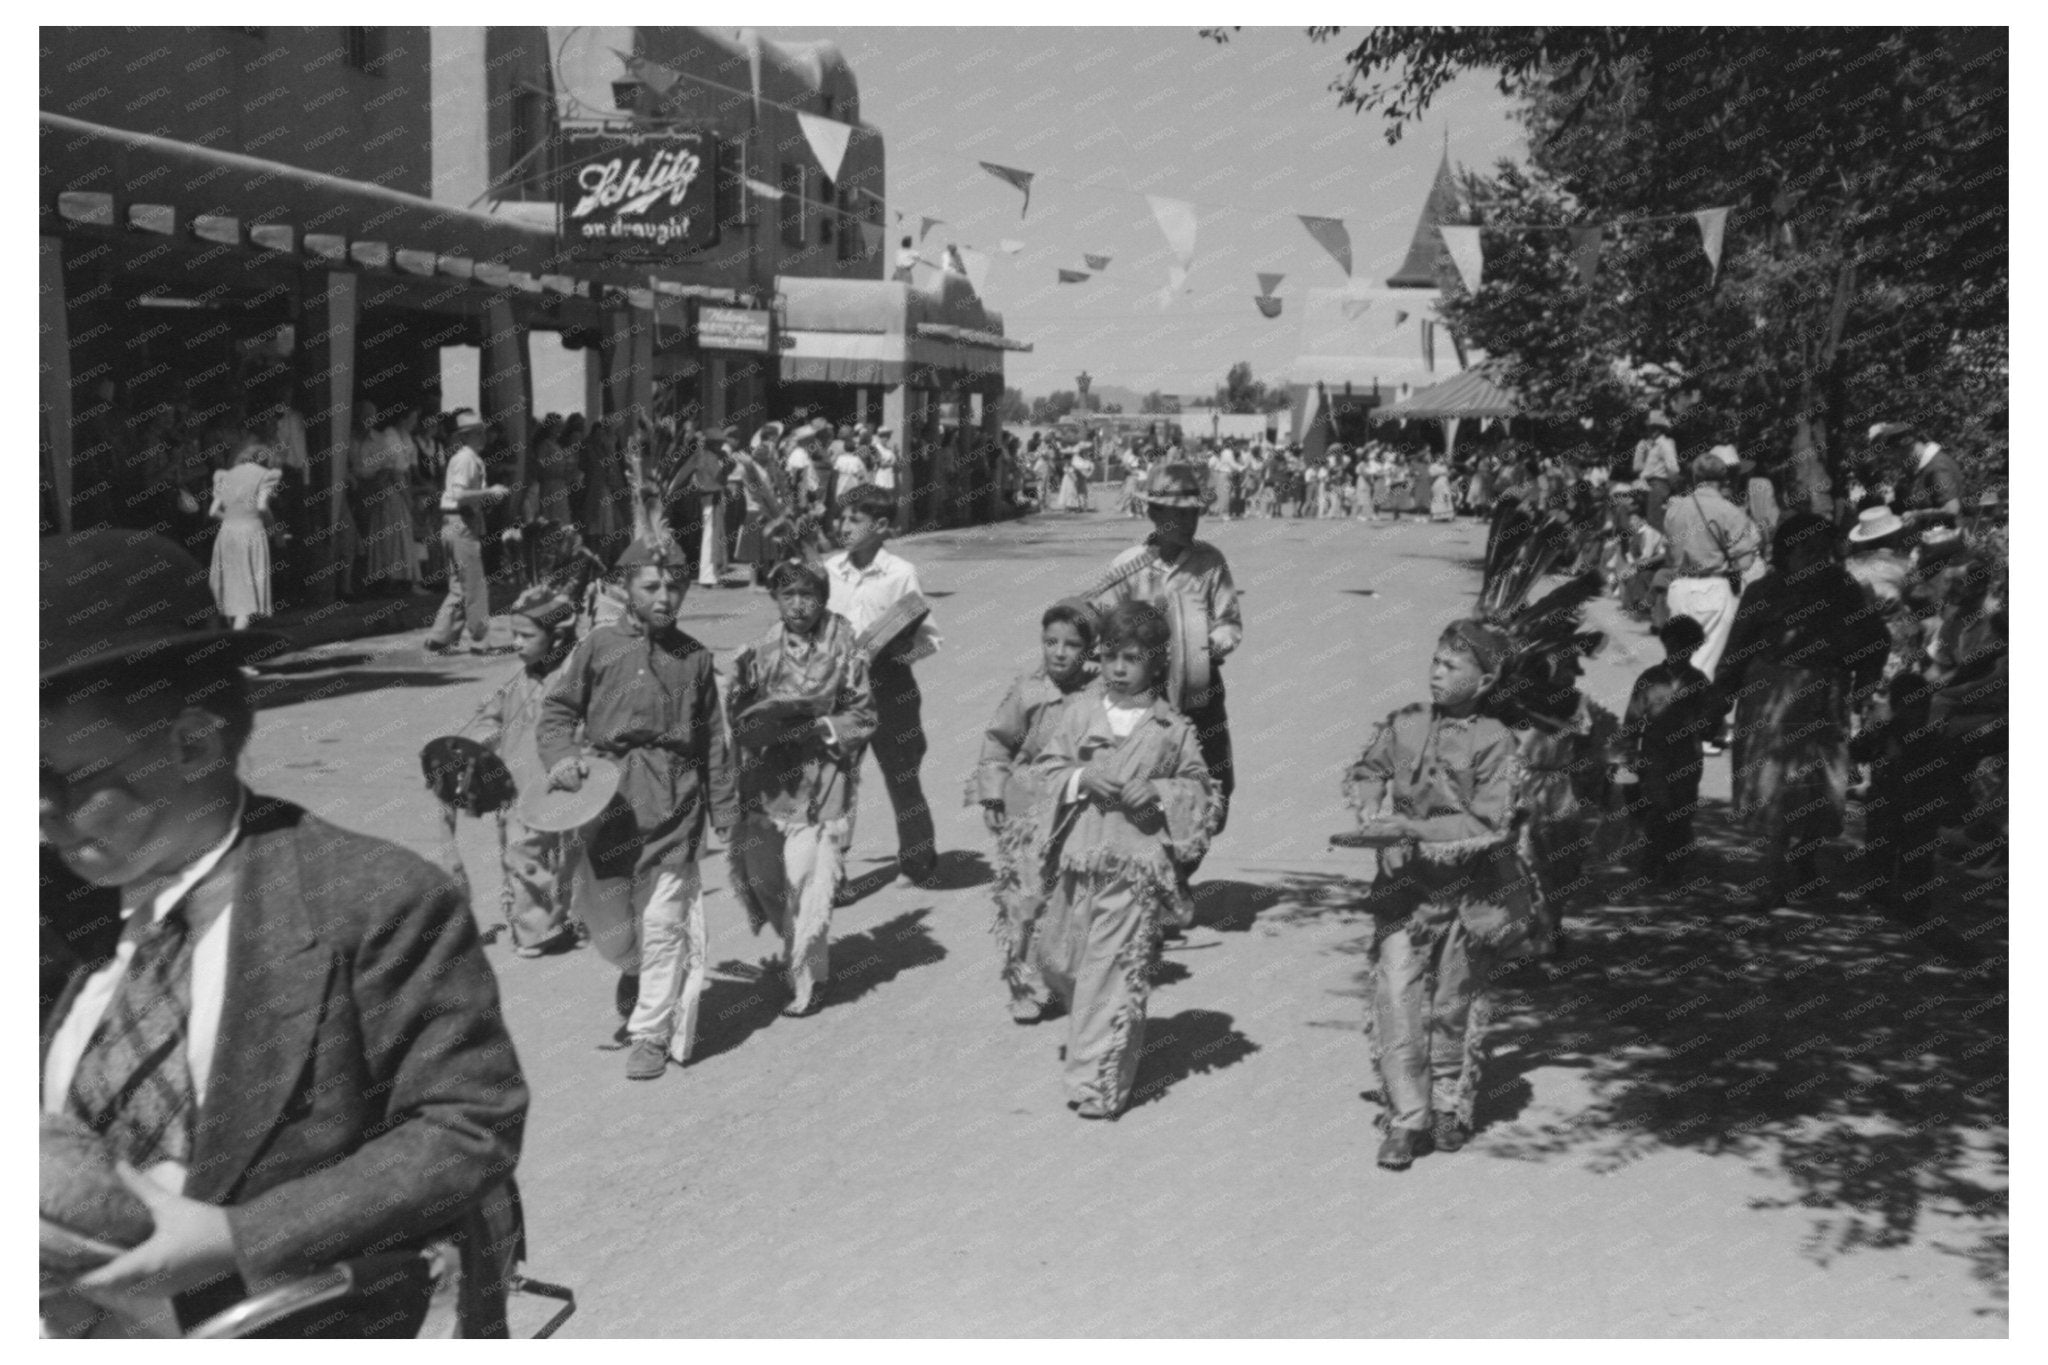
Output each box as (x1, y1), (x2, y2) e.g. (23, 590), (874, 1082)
(1026, 601), (1220, 1118)
(970, 599), (1099, 1022)
(727, 560), (878, 1018)
(1341, 620), (1540, 1170)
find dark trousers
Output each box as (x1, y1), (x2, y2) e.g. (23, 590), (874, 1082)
(1644, 477), (1672, 532)
(1176, 674), (1235, 881)
(1631, 767), (1699, 883)
(868, 657), (937, 877)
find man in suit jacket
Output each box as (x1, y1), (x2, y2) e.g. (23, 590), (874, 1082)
(41, 530), (528, 1337)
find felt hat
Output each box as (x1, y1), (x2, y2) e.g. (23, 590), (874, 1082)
(40, 530), (288, 683)
(1847, 506), (1907, 544)
(1138, 463), (1207, 510)
(1689, 451), (1730, 482)
(449, 407), (486, 434)
(1867, 421), (1915, 443)
(1646, 410), (1672, 429)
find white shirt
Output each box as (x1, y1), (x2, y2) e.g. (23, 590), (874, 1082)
(824, 547), (941, 663)
(1062, 697), (1152, 801)
(440, 445), (486, 512)
(833, 449), (869, 489)
(785, 446), (819, 493)
(870, 439), (899, 490)
(43, 793), (245, 1195)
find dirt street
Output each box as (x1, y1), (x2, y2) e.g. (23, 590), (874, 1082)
(239, 507), (2006, 1337)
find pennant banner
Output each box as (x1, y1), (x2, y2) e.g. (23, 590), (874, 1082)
(1299, 216), (1352, 277)
(1147, 195), (1198, 267)
(1157, 263), (1191, 310)
(796, 112), (853, 183)
(1569, 224), (1603, 289)
(1000, 239), (1025, 254)
(1394, 309), (1410, 326)
(919, 215), (944, 242)
(1256, 271), (1284, 297)
(1441, 225), (1484, 293)
(980, 161), (1035, 217)
(1058, 268), (1090, 284)
(1084, 254), (1112, 272)
(1255, 296), (1283, 319)
(957, 248), (990, 296)
(1694, 206), (1729, 281)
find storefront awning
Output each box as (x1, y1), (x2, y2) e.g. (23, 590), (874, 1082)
(777, 275), (1022, 387)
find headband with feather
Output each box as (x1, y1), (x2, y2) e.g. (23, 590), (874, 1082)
(1457, 494), (1606, 729)
(615, 415), (687, 572)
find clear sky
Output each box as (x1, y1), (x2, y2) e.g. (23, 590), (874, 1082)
(761, 25), (1526, 400)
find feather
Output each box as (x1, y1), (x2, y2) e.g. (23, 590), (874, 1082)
(1482, 496), (1531, 592)
(620, 417), (676, 557)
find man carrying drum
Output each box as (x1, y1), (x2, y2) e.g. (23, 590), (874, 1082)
(1087, 463), (1243, 884)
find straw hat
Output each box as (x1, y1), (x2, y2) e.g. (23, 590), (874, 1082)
(1847, 506), (1907, 544)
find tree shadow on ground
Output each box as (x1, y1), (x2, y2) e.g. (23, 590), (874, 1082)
(1126, 1008), (1260, 1112)
(248, 667), (474, 712)
(823, 909), (947, 1008)
(1231, 798), (2010, 1309)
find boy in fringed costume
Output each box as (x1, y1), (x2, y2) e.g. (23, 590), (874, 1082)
(473, 582), (585, 956)
(727, 559), (878, 1018)
(537, 428), (737, 1081)
(969, 598), (1099, 1022)
(1344, 618), (1545, 1171)
(1025, 601), (1220, 1119)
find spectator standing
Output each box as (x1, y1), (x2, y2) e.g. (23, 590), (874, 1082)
(426, 410), (511, 655)
(1660, 450), (1763, 680)
(207, 435), (282, 631)
(1632, 411), (1681, 529)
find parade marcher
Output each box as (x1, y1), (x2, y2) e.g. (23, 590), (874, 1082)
(826, 484), (945, 886)
(726, 559), (879, 1018)
(1659, 450), (1763, 682)
(1617, 615), (1720, 889)
(473, 584), (585, 957)
(426, 409), (512, 656)
(1718, 513), (1889, 907)
(1342, 618), (1540, 1170)
(972, 599), (1099, 1022)
(536, 440), (738, 1080)
(1025, 601), (1220, 1118)
(1632, 410), (1681, 529)
(1087, 462), (1243, 881)
(40, 530), (526, 1337)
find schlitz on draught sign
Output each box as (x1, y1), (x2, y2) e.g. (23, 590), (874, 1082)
(559, 124), (718, 259)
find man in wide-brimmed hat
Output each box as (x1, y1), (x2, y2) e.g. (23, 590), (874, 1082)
(425, 408), (511, 656)
(39, 530), (526, 1336)
(1870, 422), (1964, 528)
(1086, 463), (1243, 889)
(1631, 410), (1680, 530)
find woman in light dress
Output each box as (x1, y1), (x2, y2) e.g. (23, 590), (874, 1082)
(208, 435), (282, 628)
(358, 403), (426, 593)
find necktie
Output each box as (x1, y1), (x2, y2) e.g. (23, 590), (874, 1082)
(66, 888), (202, 1171)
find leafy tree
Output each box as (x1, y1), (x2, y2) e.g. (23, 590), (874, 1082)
(1029, 390), (1078, 425)
(1211, 27), (2008, 490)
(1217, 361), (1269, 414)
(1000, 387), (1030, 424)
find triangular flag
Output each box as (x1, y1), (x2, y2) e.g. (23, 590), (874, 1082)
(1299, 216), (1352, 277)
(943, 245), (968, 274)
(999, 239), (1025, 255)
(795, 111), (853, 183)
(857, 222), (884, 256)
(1569, 225), (1603, 289)
(957, 248), (991, 296)
(893, 209), (905, 223)
(616, 50), (680, 98)
(1394, 309), (1410, 326)
(1084, 254), (1112, 272)
(1147, 195), (1198, 267)
(980, 161), (1035, 217)
(919, 216), (944, 243)
(1256, 272), (1284, 297)
(1694, 207), (1729, 280)
(1058, 269), (1090, 284)
(1440, 225), (1484, 293)
(1255, 296), (1284, 319)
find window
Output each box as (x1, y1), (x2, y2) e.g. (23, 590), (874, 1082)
(836, 187), (861, 263)
(346, 27), (387, 74)
(779, 162), (805, 249)
(507, 88), (549, 196)
(714, 138), (746, 230)
(818, 177), (835, 248)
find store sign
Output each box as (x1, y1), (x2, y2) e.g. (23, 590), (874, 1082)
(698, 306), (773, 353)
(560, 125), (717, 259)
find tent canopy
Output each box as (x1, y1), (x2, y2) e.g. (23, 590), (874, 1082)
(1375, 362), (1520, 421)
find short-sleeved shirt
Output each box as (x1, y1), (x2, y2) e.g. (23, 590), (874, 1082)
(1662, 486), (1761, 578)
(440, 446), (486, 512)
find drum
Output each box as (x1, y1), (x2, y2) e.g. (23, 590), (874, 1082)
(1165, 591), (1212, 711)
(419, 736), (518, 818)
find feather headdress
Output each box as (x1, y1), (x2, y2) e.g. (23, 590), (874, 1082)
(614, 414), (687, 572)
(1462, 495), (1606, 729)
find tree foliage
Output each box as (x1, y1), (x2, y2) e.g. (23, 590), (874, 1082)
(1219, 27), (2008, 489)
